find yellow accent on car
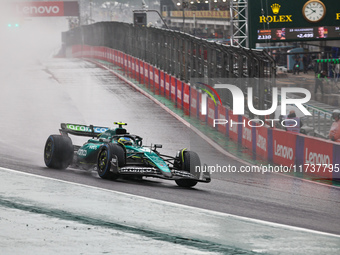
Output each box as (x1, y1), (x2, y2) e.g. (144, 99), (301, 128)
(114, 122), (127, 126)
(181, 148), (187, 163)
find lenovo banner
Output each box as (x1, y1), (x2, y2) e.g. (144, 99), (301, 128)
(153, 68), (160, 95)
(114, 50), (118, 64)
(242, 117), (252, 150)
(131, 57), (136, 79)
(123, 54), (128, 72)
(159, 71), (165, 96)
(303, 137), (333, 178)
(127, 55), (132, 78)
(171, 77), (177, 103)
(228, 111), (239, 142)
(135, 59), (140, 81)
(82, 45), (91, 58)
(149, 66), (154, 92)
(144, 63), (150, 88)
(207, 98), (216, 128)
(165, 74), (170, 99)
(190, 88), (198, 118)
(139, 61), (144, 84)
(272, 129), (297, 166)
(199, 92), (206, 122)
(217, 105), (227, 135)
(99, 47), (105, 61)
(117, 52), (121, 67)
(183, 83), (190, 115)
(104, 47), (109, 62)
(176, 80), (183, 109)
(255, 125), (268, 160)
(108, 49), (113, 64)
(13, 1), (79, 17)
(119, 52), (124, 68)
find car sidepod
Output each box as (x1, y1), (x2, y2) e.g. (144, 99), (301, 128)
(76, 141), (102, 165)
(119, 146), (172, 178)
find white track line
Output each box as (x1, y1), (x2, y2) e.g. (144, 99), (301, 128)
(1, 166), (339, 238)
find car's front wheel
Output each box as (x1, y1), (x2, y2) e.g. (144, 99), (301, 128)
(175, 150), (199, 188)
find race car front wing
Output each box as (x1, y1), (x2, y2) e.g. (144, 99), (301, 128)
(109, 157), (210, 182)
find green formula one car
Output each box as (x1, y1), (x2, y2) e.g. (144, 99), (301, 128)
(44, 122), (211, 188)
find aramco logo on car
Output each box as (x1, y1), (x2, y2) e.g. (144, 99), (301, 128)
(67, 124), (108, 134)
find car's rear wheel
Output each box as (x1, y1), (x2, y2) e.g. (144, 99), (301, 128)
(175, 150), (199, 188)
(44, 135), (73, 169)
(97, 144), (125, 180)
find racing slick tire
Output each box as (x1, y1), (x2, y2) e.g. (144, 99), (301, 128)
(97, 144), (126, 180)
(44, 135), (73, 169)
(175, 150), (199, 188)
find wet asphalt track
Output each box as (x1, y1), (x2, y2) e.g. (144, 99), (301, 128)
(0, 55), (339, 236)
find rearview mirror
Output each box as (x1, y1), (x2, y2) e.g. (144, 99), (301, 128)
(154, 144), (162, 149)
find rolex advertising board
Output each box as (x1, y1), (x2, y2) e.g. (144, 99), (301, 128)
(249, 0), (340, 47)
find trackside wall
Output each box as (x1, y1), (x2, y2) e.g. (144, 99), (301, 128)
(71, 45), (340, 181)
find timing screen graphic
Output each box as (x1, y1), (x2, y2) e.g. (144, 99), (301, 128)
(257, 26), (339, 42)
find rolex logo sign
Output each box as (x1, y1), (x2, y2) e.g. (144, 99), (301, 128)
(271, 3), (281, 14)
(259, 2), (292, 23)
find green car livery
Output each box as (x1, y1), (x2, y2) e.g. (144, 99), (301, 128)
(44, 122), (211, 188)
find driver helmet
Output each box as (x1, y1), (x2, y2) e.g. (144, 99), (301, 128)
(332, 109), (340, 120)
(118, 137), (134, 146)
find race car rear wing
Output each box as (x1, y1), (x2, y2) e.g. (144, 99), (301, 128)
(60, 123), (109, 138)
